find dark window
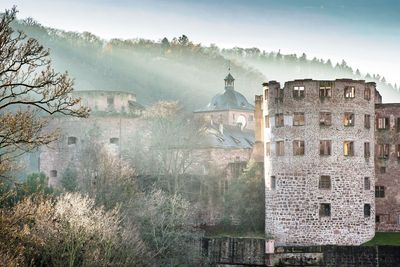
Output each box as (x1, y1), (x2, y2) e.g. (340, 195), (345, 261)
(50, 170), (57, 177)
(344, 113), (355, 126)
(320, 112), (332, 126)
(344, 86), (355, 98)
(265, 142), (271, 156)
(275, 113), (284, 127)
(397, 144), (400, 158)
(380, 167), (386, 174)
(107, 96), (114, 107)
(364, 204), (371, 217)
(265, 115), (270, 128)
(271, 176), (276, 190)
(364, 142), (370, 158)
(293, 112), (305, 126)
(364, 88), (371, 100)
(364, 114), (371, 129)
(397, 118), (400, 132)
(377, 144), (390, 159)
(320, 140), (331, 156)
(293, 86), (305, 99)
(377, 117), (389, 130)
(293, 140), (305, 156)
(67, 136), (77, 145)
(375, 186), (385, 198)
(364, 177), (371, 190)
(319, 203), (331, 217)
(276, 141), (284, 156)
(319, 176), (331, 189)
(376, 215), (381, 223)
(264, 88), (269, 100)
(110, 137), (119, 144)
(344, 141), (354, 156)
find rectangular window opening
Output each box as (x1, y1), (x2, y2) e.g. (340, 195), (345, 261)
(375, 186), (385, 198)
(319, 175), (331, 189)
(320, 112), (332, 126)
(293, 112), (305, 126)
(319, 203), (331, 217)
(344, 86), (355, 98)
(320, 140), (331, 156)
(275, 113), (284, 127)
(293, 86), (305, 99)
(344, 141), (354, 156)
(276, 141), (285, 156)
(344, 112), (355, 126)
(293, 140), (305, 156)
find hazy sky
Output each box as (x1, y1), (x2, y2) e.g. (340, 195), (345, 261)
(2, 0), (399, 85)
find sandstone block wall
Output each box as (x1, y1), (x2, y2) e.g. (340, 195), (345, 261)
(374, 103), (400, 230)
(263, 79), (376, 245)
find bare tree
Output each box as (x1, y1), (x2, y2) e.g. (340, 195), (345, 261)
(0, 7), (89, 177)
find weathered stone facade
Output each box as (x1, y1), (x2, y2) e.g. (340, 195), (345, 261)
(262, 79), (376, 245)
(374, 103), (400, 231)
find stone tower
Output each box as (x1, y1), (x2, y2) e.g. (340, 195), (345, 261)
(263, 79), (376, 245)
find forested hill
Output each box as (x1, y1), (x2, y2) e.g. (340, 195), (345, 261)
(12, 19), (400, 108)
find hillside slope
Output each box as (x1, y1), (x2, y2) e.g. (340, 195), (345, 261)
(12, 19), (400, 108)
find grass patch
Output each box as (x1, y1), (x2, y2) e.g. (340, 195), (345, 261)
(363, 232), (400, 246)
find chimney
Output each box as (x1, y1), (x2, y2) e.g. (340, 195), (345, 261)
(254, 95), (264, 142)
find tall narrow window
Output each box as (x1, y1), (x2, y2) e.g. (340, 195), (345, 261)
(377, 144), (390, 158)
(344, 86), (355, 98)
(364, 177), (371, 190)
(319, 112), (332, 126)
(375, 186), (385, 198)
(276, 141), (284, 156)
(344, 141), (354, 156)
(319, 203), (331, 217)
(293, 140), (305, 156)
(320, 140), (331, 156)
(344, 113), (355, 126)
(377, 117), (389, 130)
(319, 176), (331, 189)
(271, 176), (276, 190)
(397, 144), (400, 159)
(397, 118), (400, 132)
(364, 204), (371, 217)
(265, 142), (271, 156)
(293, 86), (305, 99)
(265, 115), (270, 128)
(264, 88), (269, 100)
(293, 112), (305, 126)
(364, 114), (371, 129)
(107, 96), (114, 108)
(364, 142), (370, 158)
(364, 88), (371, 100)
(275, 113), (284, 127)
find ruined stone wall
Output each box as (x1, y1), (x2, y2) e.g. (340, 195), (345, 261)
(73, 90), (136, 113)
(193, 110), (255, 130)
(203, 237), (400, 267)
(39, 115), (143, 186)
(263, 79), (376, 245)
(374, 103), (400, 230)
